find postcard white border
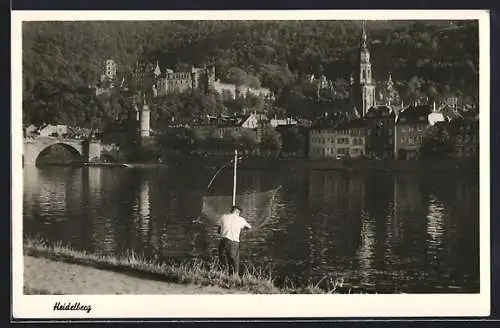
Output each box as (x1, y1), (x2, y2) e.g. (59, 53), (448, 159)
(11, 10), (491, 319)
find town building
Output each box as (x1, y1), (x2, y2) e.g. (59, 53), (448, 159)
(308, 118), (366, 159)
(364, 105), (396, 159)
(336, 118), (367, 158)
(270, 117), (298, 128)
(427, 103), (447, 126)
(235, 85), (274, 101)
(394, 104), (432, 160)
(211, 81), (273, 101)
(308, 112), (347, 159)
(308, 124), (337, 159)
(190, 113), (260, 141)
(37, 124), (69, 137)
(435, 104), (465, 122)
(449, 112), (479, 159)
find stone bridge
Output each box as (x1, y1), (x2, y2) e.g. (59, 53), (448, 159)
(23, 136), (121, 165)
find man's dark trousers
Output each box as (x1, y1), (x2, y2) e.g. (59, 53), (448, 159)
(218, 237), (240, 275)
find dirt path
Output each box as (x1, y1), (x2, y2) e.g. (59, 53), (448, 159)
(24, 256), (246, 295)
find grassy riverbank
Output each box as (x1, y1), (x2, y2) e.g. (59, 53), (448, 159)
(24, 237), (345, 294)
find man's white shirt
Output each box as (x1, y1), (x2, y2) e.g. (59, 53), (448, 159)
(219, 213), (251, 242)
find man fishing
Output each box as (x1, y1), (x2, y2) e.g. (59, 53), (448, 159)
(218, 205), (251, 275)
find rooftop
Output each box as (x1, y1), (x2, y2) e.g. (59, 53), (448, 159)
(397, 104), (433, 122)
(336, 118), (367, 130)
(365, 105), (395, 118)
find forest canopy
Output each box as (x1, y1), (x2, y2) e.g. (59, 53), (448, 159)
(22, 20), (479, 129)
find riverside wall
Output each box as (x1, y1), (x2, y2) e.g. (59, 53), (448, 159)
(165, 155), (479, 173)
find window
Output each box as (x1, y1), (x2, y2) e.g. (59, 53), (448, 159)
(464, 135), (470, 143)
(464, 147), (470, 157)
(457, 135), (463, 143)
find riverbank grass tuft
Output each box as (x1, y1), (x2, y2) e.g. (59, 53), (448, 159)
(24, 236), (347, 294)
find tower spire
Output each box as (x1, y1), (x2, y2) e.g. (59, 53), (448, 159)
(387, 71), (394, 89)
(154, 60), (161, 77)
(361, 21), (367, 48)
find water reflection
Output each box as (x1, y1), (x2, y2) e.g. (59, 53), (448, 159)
(23, 166), (479, 293)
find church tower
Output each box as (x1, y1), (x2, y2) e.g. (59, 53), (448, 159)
(351, 23), (376, 116)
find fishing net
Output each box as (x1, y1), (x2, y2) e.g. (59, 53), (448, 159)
(200, 187), (281, 230)
(195, 155), (281, 231)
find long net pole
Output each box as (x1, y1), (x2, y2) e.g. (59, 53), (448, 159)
(232, 149), (238, 206)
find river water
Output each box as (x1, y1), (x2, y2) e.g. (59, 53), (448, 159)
(23, 166), (480, 293)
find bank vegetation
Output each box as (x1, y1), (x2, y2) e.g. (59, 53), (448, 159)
(24, 236), (349, 294)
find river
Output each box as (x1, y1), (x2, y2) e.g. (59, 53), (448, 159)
(23, 165), (479, 293)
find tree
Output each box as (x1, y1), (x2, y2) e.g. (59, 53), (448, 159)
(420, 122), (454, 159)
(226, 67), (248, 86)
(192, 128), (207, 149)
(243, 93), (265, 112)
(260, 129), (282, 155)
(245, 74), (261, 89)
(237, 129), (258, 152)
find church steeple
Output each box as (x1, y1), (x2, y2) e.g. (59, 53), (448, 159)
(358, 21), (372, 85)
(361, 21), (368, 48)
(350, 21), (376, 117)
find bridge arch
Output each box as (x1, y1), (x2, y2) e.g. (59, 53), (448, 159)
(24, 136), (119, 166)
(34, 142), (84, 166)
